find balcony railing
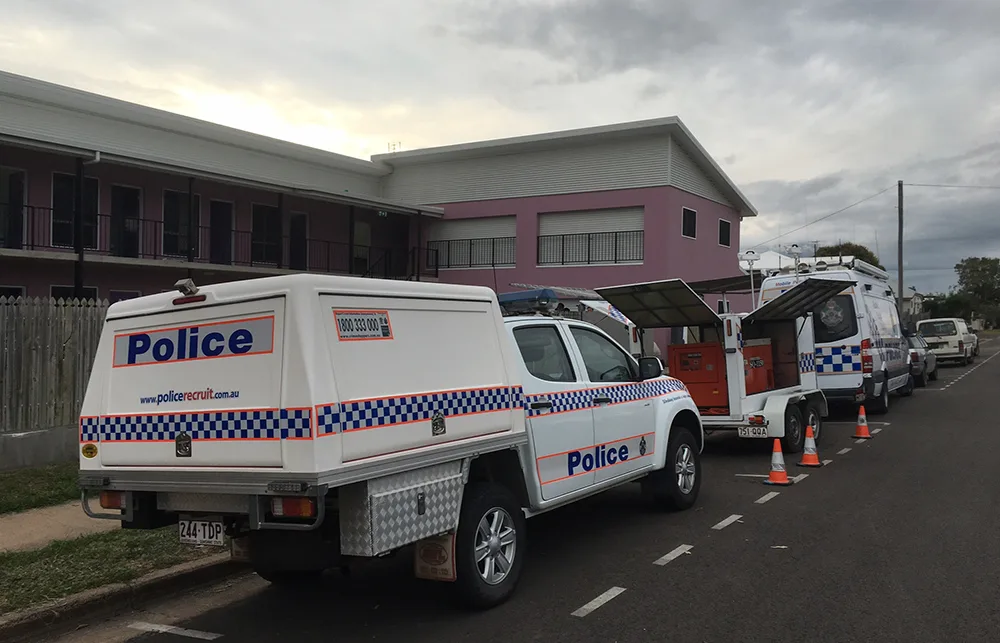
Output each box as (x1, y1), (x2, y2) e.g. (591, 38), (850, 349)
(537, 230), (644, 265)
(0, 204), (438, 279)
(427, 237), (516, 269)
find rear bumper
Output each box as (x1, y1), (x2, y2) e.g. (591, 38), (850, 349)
(932, 350), (965, 361)
(822, 377), (875, 403)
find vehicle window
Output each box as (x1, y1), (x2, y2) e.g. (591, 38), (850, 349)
(907, 336), (924, 349)
(918, 321), (957, 337)
(570, 327), (636, 383)
(812, 295), (858, 343)
(513, 326), (576, 383)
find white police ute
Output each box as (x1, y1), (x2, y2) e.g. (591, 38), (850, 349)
(78, 274), (703, 609)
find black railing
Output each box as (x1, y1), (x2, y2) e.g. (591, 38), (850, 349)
(537, 230), (644, 265)
(0, 204), (439, 279)
(427, 237), (516, 268)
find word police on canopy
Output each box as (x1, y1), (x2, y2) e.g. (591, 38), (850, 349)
(113, 316), (275, 367)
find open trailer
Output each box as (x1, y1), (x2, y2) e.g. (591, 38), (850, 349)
(596, 276), (853, 453)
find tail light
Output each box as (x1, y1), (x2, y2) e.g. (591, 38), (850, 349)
(860, 339), (873, 374)
(958, 341), (965, 353)
(270, 497), (316, 518)
(910, 350), (919, 362)
(99, 491), (126, 510)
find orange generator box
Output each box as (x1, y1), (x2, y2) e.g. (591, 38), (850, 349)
(667, 342), (728, 412)
(742, 339), (775, 396)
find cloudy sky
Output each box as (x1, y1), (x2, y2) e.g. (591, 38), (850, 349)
(2, 0), (998, 292)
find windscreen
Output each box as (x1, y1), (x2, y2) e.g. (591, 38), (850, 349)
(918, 320), (957, 337)
(811, 295), (858, 344)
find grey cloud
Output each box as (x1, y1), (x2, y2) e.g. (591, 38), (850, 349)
(742, 141), (1000, 293)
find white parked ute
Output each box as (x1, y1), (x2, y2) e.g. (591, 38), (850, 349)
(78, 275), (703, 608)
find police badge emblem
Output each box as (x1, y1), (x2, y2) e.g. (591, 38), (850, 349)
(639, 436), (647, 457)
(431, 411), (446, 436)
(175, 431), (192, 457)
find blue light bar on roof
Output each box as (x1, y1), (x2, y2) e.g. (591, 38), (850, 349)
(497, 289), (558, 306)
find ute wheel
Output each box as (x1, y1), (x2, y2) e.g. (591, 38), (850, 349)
(254, 568), (324, 587)
(451, 483), (526, 610)
(870, 375), (890, 415)
(915, 370), (927, 387)
(781, 405), (805, 454)
(929, 367), (938, 381)
(642, 426), (701, 511)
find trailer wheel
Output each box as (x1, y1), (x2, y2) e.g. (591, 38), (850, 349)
(642, 426), (700, 511)
(451, 482), (526, 610)
(803, 402), (823, 444)
(781, 405), (805, 454)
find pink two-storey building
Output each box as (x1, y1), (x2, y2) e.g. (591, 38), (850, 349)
(0, 71), (757, 336)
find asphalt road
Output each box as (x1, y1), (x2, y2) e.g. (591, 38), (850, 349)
(46, 339), (1000, 643)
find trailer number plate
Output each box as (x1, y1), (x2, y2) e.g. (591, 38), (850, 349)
(738, 426), (769, 438)
(179, 517), (225, 546)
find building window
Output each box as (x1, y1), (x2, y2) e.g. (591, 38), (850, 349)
(108, 290), (141, 303)
(0, 285), (25, 300)
(50, 285), (98, 301)
(251, 204), (281, 264)
(682, 208), (697, 239)
(718, 219), (731, 247)
(52, 174), (99, 249)
(163, 191), (201, 257)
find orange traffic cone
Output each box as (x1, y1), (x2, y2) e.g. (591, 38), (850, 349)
(763, 439), (794, 486)
(853, 405), (872, 439)
(797, 426), (823, 467)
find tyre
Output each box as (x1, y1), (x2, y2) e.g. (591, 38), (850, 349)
(451, 482), (526, 610)
(900, 373), (915, 397)
(803, 402), (823, 443)
(915, 369), (927, 387)
(781, 404), (806, 454)
(929, 366), (938, 381)
(642, 426), (700, 511)
(870, 375), (890, 415)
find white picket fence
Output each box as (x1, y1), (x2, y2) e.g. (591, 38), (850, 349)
(0, 296), (108, 435)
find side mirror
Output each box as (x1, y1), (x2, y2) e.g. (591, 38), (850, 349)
(638, 356), (664, 380)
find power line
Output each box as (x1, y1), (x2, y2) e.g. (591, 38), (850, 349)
(905, 183), (1000, 190)
(752, 185), (895, 249)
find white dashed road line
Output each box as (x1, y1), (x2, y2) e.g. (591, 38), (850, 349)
(571, 586), (627, 617)
(872, 428), (882, 435)
(855, 438), (870, 444)
(837, 448), (852, 455)
(129, 622), (222, 640)
(712, 514), (743, 530)
(735, 473), (769, 478)
(822, 459), (833, 465)
(755, 491), (780, 504)
(653, 544), (693, 566)
(791, 473), (809, 483)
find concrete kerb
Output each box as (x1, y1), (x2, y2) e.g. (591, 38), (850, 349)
(0, 553), (250, 643)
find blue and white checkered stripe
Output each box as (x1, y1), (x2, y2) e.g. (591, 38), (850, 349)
(339, 386), (522, 432)
(799, 352), (816, 373)
(80, 408), (312, 442)
(607, 305), (630, 325)
(815, 345), (862, 373)
(317, 404), (341, 436)
(524, 378), (688, 417)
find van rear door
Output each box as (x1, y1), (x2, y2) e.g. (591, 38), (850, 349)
(95, 297), (287, 468)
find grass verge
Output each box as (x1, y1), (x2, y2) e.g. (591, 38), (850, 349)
(0, 462), (80, 515)
(0, 526), (220, 615)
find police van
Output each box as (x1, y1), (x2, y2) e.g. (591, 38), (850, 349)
(77, 274), (703, 609)
(757, 259), (911, 413)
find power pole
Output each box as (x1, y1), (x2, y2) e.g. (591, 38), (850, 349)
(897, 180), (904, 312)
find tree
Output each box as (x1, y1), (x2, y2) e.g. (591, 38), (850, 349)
(815, 242), (883, 269)
(923, 292), (977, 320)
(955, 257), (1000, 305)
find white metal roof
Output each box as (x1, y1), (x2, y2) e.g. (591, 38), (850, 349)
(0, 70), (442, 217)
(373, 117), (757, 217)
(107, 273), (497, 319)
